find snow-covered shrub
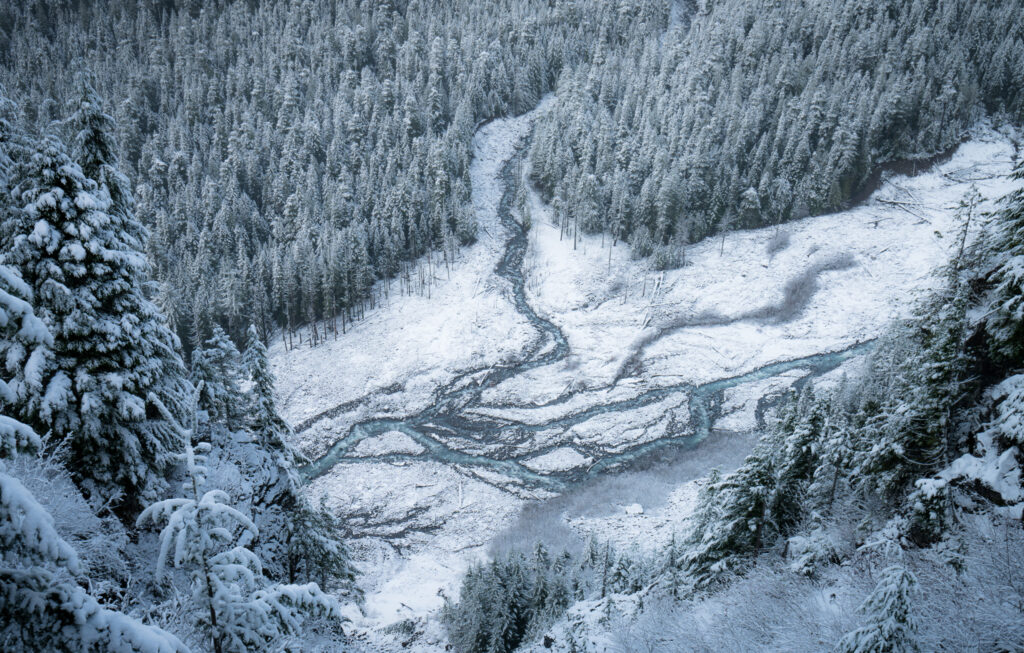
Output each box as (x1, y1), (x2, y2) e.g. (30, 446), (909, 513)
(836, 566), (918, 653)
(139, 441), (342, 653)
(766, 229), (791, 259)
(1, 462), (188, 652)
(6, 447), (130, 593)
(787, 527), (840, 577)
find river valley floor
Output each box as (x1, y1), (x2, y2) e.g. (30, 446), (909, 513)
(269, 102), (1019, 650)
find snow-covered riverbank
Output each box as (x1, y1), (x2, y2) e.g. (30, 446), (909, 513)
(270, 104), (1019, 648)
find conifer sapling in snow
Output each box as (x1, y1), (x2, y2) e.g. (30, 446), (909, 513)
(836, 565), (919, 653)
(138, 387), (341, 653)
(243, 324), (300, 470)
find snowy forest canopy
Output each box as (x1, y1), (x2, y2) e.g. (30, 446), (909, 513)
(3, 1), (1021, 351)
(2, 0), (1024, 651)
(0, 0), (668, 356)
(531, 0), (1024, 265)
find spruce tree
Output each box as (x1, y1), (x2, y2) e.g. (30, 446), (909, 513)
(807, 377), (853, 513)
(243, 324), (299, 467)
(983, 162), (1024, 365)
(241, 324), (355, 592)
(283, 496), (358, 595)
(242, 323), (301, 511)
(683, 448), (773, 587)
(68, 73), (133, 223)
(853, 263), (973, 543)
(3, 132), (191, 516)
(191, 324), (246, 430)
(836, 566), (919, 653)
(1, 263), (187, 652)
(769, 386), (825, 534)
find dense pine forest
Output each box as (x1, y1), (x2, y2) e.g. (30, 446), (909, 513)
(531, 0), (1024, 264)
(2, 0), (1023, 651)
(0, 0), (666, 355)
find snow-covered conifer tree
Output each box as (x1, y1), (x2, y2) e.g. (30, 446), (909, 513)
(3, 124), (190, 516)
(683, 448), (773, 587)
(240, 322), (302, 530)
(1, 263), (186, 652)
(836, 566), (919, 653)
(239, 325), (356, 591)
(769, 386), (825, 534)
(191, 324), (246, 430)
(138, 413), (341, 653)
(243, 324), (299, 466)
(68, 72), (134, 224)
(284, 496), (358, 594)
(983, 162), (1024, 365)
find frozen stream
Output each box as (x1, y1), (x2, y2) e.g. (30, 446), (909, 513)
(299, 130), (874, 494)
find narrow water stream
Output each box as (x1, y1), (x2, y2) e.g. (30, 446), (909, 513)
(301, 130), (874, 493)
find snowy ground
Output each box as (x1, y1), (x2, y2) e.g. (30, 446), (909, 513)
(499, 128), (1019, 411)
(270, 104), (1020, 649)
(272, 100), (551, 457)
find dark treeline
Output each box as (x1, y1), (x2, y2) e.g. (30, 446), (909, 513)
(442, 540), (657, 653)
(0, 0), (668, 357)
(530, 0), (1024, 267)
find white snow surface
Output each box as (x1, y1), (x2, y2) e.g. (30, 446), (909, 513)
(522, 447), (593, 473)
(270, 105), (1021, 649)
(350, 430), (425, 457)
(567, 480), (700, 554)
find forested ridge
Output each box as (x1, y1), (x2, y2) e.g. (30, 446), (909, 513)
(6, 0), (1019, 347)
(531, 0), (1024, 265)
